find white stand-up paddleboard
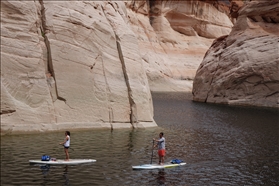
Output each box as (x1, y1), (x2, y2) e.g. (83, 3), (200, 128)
(29, 159), (96, 165)
(132, 162), (186, 170)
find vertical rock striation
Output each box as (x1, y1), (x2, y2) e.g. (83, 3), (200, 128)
(102, 2), (154, 128)
(193, 0), (279, 108)
(126, 0), (233, 91)
(1, 1), (56, 133)
(1, 1), (156, 134)
(1, 0), (241, 134)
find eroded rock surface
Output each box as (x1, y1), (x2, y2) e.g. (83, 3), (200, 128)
(126, 0), (233, 91)
(1, 1), (156, 134)
(1, 0), (234, 134)
(193, 0), (279, 108)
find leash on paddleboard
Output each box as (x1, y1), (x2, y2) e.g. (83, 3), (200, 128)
(150, 140), (154, 164)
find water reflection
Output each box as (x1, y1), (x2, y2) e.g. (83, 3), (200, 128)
(38, 164), (70, 185)
(148, 170), (167, 185)
(127, 130), (135, 151)
(63, 165), (69, 186)
(39, 164), (51, 185)
(1, 93), (278, 185)
(40, 164), (50, 177)
(156, 170), (166, 185)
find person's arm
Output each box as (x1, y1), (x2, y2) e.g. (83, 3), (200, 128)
(153, 138), (159, 142)
(153, 138), (158, 148)
(59, 136), (69, 145)
(158, 138), (164, 143)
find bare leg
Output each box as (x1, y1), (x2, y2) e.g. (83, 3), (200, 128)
(64, 148), (69, 161)
(161, 156), (164, 165)
(159, 156), (163, 165)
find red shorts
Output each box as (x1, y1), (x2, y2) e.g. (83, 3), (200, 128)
(158, 149), (165, 157)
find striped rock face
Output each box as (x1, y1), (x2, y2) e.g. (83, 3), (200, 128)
(193, 0), (279, 108)
(1, 0), (235, 134)
(126, 0), (233, 91)
(1, 1), (156, 134)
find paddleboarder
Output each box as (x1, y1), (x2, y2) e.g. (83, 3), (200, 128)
(60, 131), (70, 161)
(153, 132), (165, 165)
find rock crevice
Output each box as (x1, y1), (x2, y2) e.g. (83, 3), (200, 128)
(116, 39), (137, 128)
(1, 1), (156, 135)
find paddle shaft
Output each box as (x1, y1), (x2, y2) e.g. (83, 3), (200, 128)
(150, 140), (154, 164)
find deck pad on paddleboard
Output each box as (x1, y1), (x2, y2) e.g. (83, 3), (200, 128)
(132, 162), (186, 170)
(29, 159), (96, 165)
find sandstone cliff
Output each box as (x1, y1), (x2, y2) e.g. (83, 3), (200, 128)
(126, 0), (233, 91)
(193, 0), (279, 108)
(1, 1), (156, 134)
(1, 0), (234, 134)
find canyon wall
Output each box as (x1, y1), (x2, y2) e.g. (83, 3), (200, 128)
(126, 0), (233, 91)
(193, 0), (279, 108)
(1, 0), (233, 134)
(1, 1), (156, 134)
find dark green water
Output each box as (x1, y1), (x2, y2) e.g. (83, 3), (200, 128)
(1, 92), (278, 185)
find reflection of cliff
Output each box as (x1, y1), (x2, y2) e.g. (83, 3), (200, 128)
(193, 0), (279, 108)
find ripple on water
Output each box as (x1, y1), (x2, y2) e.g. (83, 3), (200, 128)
(1, 93), (279, 185)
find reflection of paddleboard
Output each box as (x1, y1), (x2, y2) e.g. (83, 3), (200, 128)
(29, 159), (96, 165)
(132, 162), (186, 170)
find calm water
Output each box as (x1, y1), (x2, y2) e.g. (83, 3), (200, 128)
(1, 92), (278, 186)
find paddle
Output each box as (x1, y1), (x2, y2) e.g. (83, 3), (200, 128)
(150, 140), (154, 164)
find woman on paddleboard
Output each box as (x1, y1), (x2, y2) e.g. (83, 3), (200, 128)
(60, 131), (70, 161)
(153, 132), (165, 165)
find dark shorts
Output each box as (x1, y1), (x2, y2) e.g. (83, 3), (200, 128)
(158, 149), (165, 157)
(64, 146), (69, 149)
